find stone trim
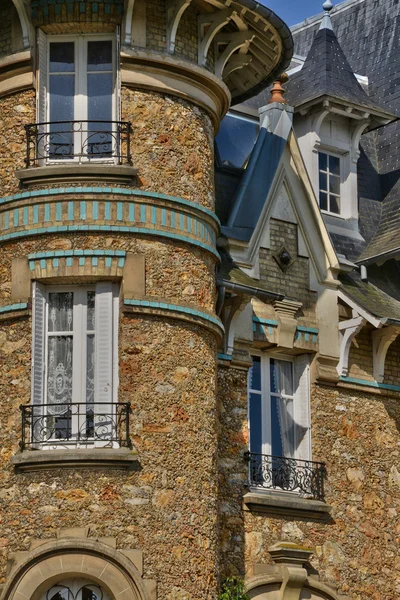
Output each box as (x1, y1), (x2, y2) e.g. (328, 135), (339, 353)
(339, 376), (400, 393)
(27, 250), (126, 281)
(11, 448), (140, 473)
(121, 50), (231, 128)
(123, 298), (224, 338)
(0, 51), (33, 98)
(243, 491), (332, 520)
(16, 165), (138, 188)
(2, 535), (155, 600)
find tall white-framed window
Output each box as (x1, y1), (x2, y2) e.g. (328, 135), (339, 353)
(247, 353), (312, 493)
(37, 31), (119, 163)
(318, 151), (341, 215)
(31, 282), (119, 449)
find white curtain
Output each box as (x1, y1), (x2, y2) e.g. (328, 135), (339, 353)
(272, 360), (295, 458)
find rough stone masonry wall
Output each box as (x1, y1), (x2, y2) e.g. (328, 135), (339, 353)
(0, 89), (36, 198)
(259, 218), (317, 327)
(0, 84), (220, 599)
(122, 87), (215, 211)
(218, 364), (400, 600)
(0, 305), (218, 600)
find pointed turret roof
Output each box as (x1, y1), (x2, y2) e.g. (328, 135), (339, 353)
(286, 1), (396, 118)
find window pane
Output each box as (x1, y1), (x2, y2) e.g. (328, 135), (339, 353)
(87, 291), (95, 330)
(249, 392), (262, 454)
(48, 292), (73, 332)
(270, 359), (279, 393)
(87, 73), (113, 156)
(216, 114), (259, 169)
(319, 171), (327, 192)
(249, 356), (261, 390)
(329, 155), (340, 175)
(319, 192), (327, 211)
(88, 41), (113, 71)
(329, 175), (340, 195)
(49, 42), (75, 72)
(47, 336), (73, 408)
(318, 152), (327, 171)
(330, 195), (340, 214)
(86, 333), (95, 406)
(49, 75), (75, 122)
(87, 72), (113, 122)
(271, 396), (295, 458)
(276, 359), (293, 395)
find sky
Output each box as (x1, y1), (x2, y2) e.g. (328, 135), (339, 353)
(261, 0), (333, 27)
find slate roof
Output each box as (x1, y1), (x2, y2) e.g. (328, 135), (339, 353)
(339, 270), (400, 323)
(291, 0), (400, 262)
(286, 24), (393, 116)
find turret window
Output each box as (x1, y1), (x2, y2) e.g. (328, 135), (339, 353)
(318, 151), (341, 214)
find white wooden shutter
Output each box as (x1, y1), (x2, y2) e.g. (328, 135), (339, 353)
(37, 29), (48, 164)
(294, 354), (311, 462)
(115, 26), (121, 122)
(94, 282), (114, 445)
(31, 282), (46, 446)
(31, 282), (46, 406)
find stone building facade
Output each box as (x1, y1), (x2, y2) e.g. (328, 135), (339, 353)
(0, 1), (399, 600)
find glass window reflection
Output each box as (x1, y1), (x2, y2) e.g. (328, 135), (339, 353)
(216, 113), (259, 169)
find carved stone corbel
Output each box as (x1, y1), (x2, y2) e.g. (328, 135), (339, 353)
(337, 314), (366, 377)
(222, 294), (248, 355)
(372, 325), (400, 383)
(270, 543), (311, 600)
(273, 299), (302, 349)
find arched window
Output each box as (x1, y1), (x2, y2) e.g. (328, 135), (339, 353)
(44, 580), (111, 600)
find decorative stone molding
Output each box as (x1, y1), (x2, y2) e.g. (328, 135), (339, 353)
(372, 325), (400, 383)
(337, 313), (366, 377)
(273, 299), (303, 349)
(121, 50), (231, 129)
(2, 532), (156, 600)
(245, 542), (346, 600)
(314, 353), (340, 383)
(243, 492), (331, 520)
(16, 164), (138, 188)
(11, 0), (31, 49)
(11, 448), (140, 473)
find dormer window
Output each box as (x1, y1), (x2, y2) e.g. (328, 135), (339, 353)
(318, 151), (341, 215)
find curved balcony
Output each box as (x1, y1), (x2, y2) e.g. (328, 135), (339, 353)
(17, 121), (137, 188)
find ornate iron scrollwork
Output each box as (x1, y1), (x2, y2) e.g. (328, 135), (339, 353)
(245, 452), (326, 501)
(24, 121), (132, 167)
(20, 402), (132, 450)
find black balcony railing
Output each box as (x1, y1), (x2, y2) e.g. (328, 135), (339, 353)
(245, 452), (326, 501)
(24, 121), (132, 167)
(20, 402), (132, 450)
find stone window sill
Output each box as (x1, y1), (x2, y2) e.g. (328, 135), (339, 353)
(12, 448), (139, 473)
(243, 491), (331, 520)
(16, 164), (138, 188)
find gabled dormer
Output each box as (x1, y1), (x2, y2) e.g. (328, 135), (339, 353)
(285, 0), (397, 254)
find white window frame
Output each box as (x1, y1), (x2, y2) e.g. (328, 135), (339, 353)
(248, 352), (311, 462)
(318, 150), (342, 216)
(31, 282), (119, 449)
(38, 31), (119, 165)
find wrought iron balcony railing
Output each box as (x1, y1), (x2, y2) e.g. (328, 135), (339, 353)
(24, 121), (132, 167)
(245, 452), (326, 501)
(20, 402), (132, 451)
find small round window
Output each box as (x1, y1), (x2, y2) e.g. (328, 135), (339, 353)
(44, 580), (111, 600)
